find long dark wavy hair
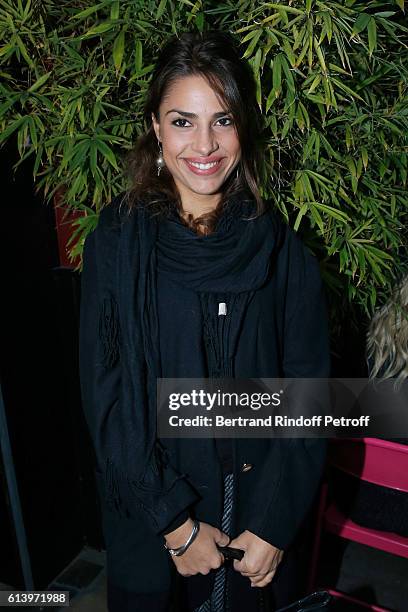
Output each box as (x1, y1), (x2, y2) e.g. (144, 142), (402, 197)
(122, 30), (266, 234)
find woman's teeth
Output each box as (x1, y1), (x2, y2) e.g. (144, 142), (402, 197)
(188, 161), (219, 169)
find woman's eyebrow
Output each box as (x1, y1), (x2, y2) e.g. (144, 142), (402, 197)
(165, 109), (230, 118)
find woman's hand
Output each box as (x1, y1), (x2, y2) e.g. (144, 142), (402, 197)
(228, 530), (284, 587)
(164, 518), (230, 577)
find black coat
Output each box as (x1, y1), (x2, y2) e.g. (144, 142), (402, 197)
(79, 195), (330, 601)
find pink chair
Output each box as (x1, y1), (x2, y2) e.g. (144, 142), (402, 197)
(308, 437), (408, 611)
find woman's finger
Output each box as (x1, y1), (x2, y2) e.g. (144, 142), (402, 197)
(233, 559), (245, 572)
(240, 569), (270, 577)
(250, 570), (276, 588)
(248, 552), (283, 583)
(249, 562), (280, 584)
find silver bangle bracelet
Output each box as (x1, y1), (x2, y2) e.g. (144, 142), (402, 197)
(164, 519), (200, 557)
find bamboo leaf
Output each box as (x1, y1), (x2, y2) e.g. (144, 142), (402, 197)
(28, 71), (52, 92)
(71, 2), (109, 20)
(313, 36), (327, 74)
(360, 147), (368, 170)
(272, 53), (282, 95)
(15, 34), (34, 67)
(303, 132), (316, 164)
(346, 158), (357, 178)
(156, 0), (168, 20)
(282, 38), (296, 67)
(351, 13), (371, 37)
(322, 12), (333, 43)
(313, 203), (351, 223)
(111, 0), (120, 20)
(113, 30), (125, 72)
(33, 144), (44, 178)
(95, 139), (119, 170)
(262, 4), (303, 15)
(365, 245), (394, 261)
(294, 203), (308, 231)
(90, 142), (98, 177)
(281, 54), (295, 92)
(28, 116), (38, 148)
(332, 78), (364, 102)
(307, 73), (321, 94)
(0, 116), (27, 144)
(0, 93), (20, 119)
(266, 87), (277, 111)
(309, 203), (324, 233)
(195, 12), (204, 32)
(251, 48), (262, 109)
(0, 43), (15, 58)
(367, 18), (377, 56)
(134, 39), (143, 72)
(243, 29), (262, 58)
(83, 22), (114, 37)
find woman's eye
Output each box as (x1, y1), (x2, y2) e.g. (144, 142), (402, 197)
(172, 118), (191, 127)
(216, 117), (233, 126)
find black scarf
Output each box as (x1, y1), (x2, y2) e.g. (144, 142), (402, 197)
(92, 189), (281, 531)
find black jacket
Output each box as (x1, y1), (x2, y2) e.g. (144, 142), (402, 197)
(79, 195), (330, 596)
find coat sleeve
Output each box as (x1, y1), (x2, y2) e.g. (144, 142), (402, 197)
(78, 197), (200, 536)
(245, 225), (330, 550)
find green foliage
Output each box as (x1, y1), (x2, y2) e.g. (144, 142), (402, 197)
(0, 0), (407, 320)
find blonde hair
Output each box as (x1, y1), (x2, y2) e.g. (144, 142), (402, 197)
(367, 274), (408, 382)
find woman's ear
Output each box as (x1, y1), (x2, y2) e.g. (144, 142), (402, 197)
(151, 112), (160, 142)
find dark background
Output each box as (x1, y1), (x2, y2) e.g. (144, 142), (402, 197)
(0, 139), (103, 588)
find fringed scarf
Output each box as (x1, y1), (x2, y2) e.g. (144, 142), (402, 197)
(80, 189), (281, 533)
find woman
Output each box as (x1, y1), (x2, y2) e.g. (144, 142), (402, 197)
(79, 30), (330, 612)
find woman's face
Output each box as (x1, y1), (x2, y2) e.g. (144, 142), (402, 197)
(152, 74), (241, 211)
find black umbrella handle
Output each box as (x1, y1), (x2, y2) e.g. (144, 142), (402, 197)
(216, 544), (245, 561)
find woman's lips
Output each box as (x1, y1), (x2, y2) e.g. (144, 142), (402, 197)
(182, 158), (223, 175)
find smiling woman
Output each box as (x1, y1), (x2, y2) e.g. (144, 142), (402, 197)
(79, 29), (330, 612)
(122, 30), (265, 235)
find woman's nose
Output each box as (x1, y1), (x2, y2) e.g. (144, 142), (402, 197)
(192, 126), (218, 155)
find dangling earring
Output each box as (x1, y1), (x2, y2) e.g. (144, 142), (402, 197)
(156, 140), (165, 176)
(236, 164), (240, 180)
